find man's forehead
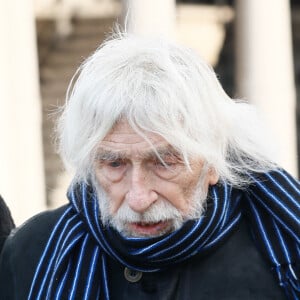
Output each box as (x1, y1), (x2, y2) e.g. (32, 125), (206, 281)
(95, 119), (184, 160)
(103, 122), (165, 143)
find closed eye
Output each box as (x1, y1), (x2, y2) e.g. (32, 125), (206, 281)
(156, 161), (175, 167)
(153, 158), (178, 169)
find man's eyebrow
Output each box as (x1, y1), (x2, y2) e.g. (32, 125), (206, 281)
(94, 146), (181, 161)
(153, 146), (181, 159)
(94, 150), (127, 161)
(142, 146), (182, 162)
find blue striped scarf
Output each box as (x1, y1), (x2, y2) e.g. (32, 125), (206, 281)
(28, 169), (299, 300)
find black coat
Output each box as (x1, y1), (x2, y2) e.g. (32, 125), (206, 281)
(0, 195), (14, 253)
(0, 205), (286, 300)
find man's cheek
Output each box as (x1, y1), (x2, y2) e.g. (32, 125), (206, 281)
(107, 187), (126, 214)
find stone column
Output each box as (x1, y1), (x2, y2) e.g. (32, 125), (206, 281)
(0, 0), (46, 225)
(235, 0), (298, 176)
(122, 0), (176, 37)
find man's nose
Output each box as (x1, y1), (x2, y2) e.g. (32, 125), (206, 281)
(126, 167), (158, 213)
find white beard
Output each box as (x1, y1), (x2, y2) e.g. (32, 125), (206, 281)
(92, 173), (209, 237)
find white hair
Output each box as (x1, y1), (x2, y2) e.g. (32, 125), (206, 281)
(57, 32), (278, 186)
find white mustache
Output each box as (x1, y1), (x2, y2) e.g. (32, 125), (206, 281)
(109, 199), (185, 236)
(112, 199), (183, 224)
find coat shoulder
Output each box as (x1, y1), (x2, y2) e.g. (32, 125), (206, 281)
(4, 205), (69, 257)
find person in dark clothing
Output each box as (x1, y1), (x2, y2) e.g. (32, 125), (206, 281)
(0, 195), (14, 252)
(0, 33), (299, 300)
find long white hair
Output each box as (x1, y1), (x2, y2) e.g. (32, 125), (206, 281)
(57, 32), (278, 186)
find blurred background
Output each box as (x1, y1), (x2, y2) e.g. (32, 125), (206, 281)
(0, 0), (299, 225)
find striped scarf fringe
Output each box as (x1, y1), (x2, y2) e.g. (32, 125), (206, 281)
(28, 169), (299, 300)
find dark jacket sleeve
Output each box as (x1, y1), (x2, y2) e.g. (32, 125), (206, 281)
(0, 195), (15, 252)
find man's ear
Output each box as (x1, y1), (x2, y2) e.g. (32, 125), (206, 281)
(207, 168), (219, 185)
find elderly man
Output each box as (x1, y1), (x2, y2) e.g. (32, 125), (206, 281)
(0, 34), (299, 300)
